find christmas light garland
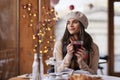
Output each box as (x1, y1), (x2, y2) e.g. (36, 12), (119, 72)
(22, 2), (57, 54)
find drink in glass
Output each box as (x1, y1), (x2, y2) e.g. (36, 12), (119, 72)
(72, 41), (83, 52)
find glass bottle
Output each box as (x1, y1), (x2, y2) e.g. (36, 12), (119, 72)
(32, 53), (40, 80)
(39, 53), (44, 79)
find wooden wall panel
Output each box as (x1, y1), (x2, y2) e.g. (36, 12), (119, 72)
(20, 0), (55, 74)
(39, 0), (55, 73)
(0, 0), (19, 79)
(20, 0), (38, 74)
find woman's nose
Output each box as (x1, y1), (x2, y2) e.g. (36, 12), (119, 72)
(69, 22), (73, 27)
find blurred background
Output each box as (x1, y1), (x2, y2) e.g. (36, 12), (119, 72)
(0, 0), (120, 80)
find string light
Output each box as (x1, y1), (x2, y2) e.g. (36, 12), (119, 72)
(22, 2), (56, 54)
(22, 15), (26, 18)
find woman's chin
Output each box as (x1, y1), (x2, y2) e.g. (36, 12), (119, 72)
(70, 32), (78, 35)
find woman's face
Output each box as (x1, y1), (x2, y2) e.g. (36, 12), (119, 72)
(67, 18), (80, 35)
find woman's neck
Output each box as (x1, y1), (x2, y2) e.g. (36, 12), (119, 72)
(71, 34), (79, 40)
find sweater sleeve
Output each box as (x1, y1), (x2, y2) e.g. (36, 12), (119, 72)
(78, 43), (99, 74)
(53, 41), (73, 72)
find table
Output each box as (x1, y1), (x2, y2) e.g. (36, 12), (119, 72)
(101, 75), (120, 80)
(9, 74), (30, 80)
(9, 77), (29, 80)
(9, 74), (120, 80)
(98, 59), (107, 74)
(99, 59), (107, 64)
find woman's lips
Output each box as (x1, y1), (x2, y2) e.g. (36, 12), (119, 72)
(69, 28), (75, 31)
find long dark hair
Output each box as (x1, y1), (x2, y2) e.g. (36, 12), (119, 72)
(61, 22), (93, 70)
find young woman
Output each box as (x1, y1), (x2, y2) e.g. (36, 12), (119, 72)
(53, 11), (99, 74)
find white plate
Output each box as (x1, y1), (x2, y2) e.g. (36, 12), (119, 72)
(73, 70), (91, 75)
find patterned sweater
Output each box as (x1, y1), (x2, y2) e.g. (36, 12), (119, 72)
(53, 40), (99, 74)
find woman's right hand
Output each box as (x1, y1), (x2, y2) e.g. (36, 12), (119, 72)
(66, 35), (78, 55)
(66, 43), (74, 55)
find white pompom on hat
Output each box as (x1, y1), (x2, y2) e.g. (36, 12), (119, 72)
(64, 11), (88, 29)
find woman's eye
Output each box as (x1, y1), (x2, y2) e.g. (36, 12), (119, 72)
(73, 21), (79, 23)
(67, 21), (70, 24)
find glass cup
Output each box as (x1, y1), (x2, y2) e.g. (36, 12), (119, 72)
(72, 41), (83, 52)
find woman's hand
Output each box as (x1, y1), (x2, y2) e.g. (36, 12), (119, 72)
(75, 46), (88, 64)
(66, 43), (74, 55)
(66, 35), (77, 55)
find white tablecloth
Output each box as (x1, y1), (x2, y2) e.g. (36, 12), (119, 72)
(14, 74), (120, 80)
(90, 75), (120, 80)
(43, 75), (120, 80)
(101, 75), (120, 80)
